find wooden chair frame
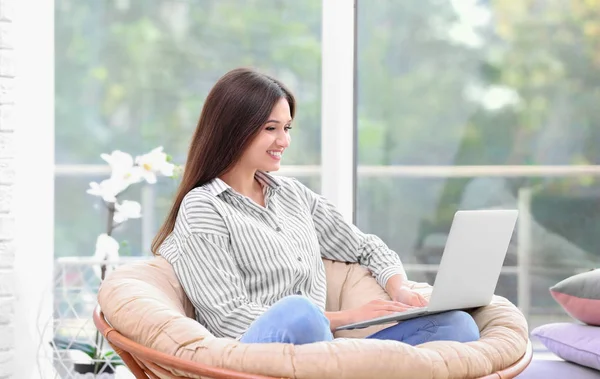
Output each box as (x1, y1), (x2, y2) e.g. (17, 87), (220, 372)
(93, 306), (533, 379)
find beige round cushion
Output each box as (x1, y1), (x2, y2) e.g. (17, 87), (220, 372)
(98, 257), (528, 379)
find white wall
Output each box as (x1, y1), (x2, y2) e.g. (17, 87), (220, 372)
(5, 0), (54, 377)
(0, 0), (17, 375)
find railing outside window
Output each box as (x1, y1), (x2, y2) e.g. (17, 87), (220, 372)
(54, 163), (600, 323)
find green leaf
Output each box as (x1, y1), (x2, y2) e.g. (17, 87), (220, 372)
(102, 350), (124, 366)
(51, 336), (96, 358)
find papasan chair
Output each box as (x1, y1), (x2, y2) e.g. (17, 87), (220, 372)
(94, 257), (532, 379)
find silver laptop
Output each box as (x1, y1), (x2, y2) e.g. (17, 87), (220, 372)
(336, 209), (518, 331)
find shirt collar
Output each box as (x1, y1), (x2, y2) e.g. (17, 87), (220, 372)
(202, 170), (282, 196)
(255, 170), (282, 191)
(202, 177), (231, 196)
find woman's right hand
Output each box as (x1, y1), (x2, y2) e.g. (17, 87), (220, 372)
(345, 299), (416, 325)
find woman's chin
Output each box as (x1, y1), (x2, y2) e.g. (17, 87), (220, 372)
(259, 162), (281, 172)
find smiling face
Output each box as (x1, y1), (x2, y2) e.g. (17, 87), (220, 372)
(238, 97), (292, 172)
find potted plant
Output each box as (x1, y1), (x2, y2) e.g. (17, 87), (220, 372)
(52, 147), (179, 378)
(51, 336), (121, 378)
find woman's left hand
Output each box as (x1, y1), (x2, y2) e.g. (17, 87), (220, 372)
(385, 274), (428, 307)
(391, 286), (428, 307)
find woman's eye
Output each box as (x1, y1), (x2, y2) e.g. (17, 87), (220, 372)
(265, 125), (291, 131)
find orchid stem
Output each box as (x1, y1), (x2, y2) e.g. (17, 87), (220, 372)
(94, 201), (116, 373)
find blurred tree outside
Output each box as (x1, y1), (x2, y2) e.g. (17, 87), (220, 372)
(55, 0), (322, 258)
(356, 0), (600, 311)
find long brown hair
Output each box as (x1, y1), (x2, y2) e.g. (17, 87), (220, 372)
(151, 67), (296, 255)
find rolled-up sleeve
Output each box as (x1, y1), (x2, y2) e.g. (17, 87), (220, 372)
(291, 178), (407, 289)
(173, 232), (269, 339)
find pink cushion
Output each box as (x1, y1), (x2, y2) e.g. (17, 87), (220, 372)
(550, 292), (600, 326)
(550, 269), (600, 326)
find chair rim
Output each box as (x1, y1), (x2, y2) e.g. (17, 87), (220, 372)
(478, 340), (533, 379)
(92, 305), (280, 379)
(93, 304), (533, 379)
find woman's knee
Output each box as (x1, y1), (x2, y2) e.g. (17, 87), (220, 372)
(272, 295), (332, 344)
(433, 310), (480, 343)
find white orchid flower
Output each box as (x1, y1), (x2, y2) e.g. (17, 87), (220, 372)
(113, 200), (142, 224)
(92, 233), (120, 278)
(94, 233), (120, 260)
(86, 178), (128, 203)
(135, 146), (175, 184)
(101, 150), (143, 187)
(101, 150), (133, 169)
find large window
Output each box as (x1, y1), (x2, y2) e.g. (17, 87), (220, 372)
(356, 0), (600, 330)
(55, 0), (322, 258)
(54, 0), (600, 336)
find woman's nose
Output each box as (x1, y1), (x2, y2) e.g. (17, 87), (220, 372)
(277, 134), (290, 147)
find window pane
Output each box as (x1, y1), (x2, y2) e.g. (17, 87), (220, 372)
(55, 0), (322, 257)
(357, 1), (600, 166)
(356, 0), (600, 331)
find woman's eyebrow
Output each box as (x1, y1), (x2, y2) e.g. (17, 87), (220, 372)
(265, 119), (293, 124)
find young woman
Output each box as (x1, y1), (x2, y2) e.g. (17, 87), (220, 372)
(152, 68), (480, 345)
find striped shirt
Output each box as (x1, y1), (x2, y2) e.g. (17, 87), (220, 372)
(159, 171), (406, 339)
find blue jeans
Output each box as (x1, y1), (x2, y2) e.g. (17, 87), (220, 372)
(240, 295), (480, 345)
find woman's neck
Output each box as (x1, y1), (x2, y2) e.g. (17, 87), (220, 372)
(219, 166), (262, 198)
